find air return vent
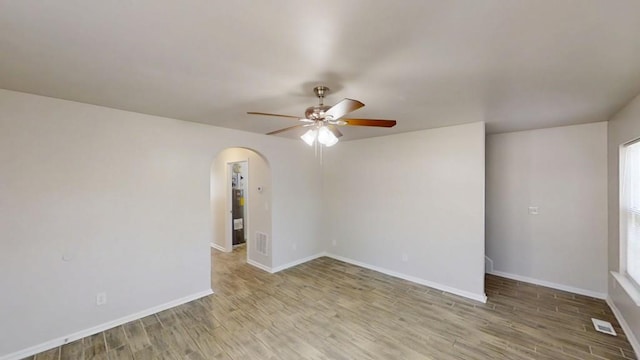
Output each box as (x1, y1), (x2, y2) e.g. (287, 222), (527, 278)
(592, 318), (616, 336)
(255, 232), (268, 255)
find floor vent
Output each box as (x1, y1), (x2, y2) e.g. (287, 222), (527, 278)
(592, 318), (617, 336)
(255, 232), (268, 255)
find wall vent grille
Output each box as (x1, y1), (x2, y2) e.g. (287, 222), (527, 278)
(256, 232), (268, 256)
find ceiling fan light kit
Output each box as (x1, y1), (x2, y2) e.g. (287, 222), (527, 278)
(248, 85), (397, 148)
(316, 126), (339, 147)
(301, 128), (318, 146)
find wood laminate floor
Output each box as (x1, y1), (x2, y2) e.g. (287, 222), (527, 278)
(27, 247), (636, 359)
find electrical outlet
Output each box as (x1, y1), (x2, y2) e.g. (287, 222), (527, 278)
(96, 292), (107, 306)
(402, 253), (409, 262)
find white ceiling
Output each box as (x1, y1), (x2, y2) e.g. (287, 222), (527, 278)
(1, 1), (640, 140)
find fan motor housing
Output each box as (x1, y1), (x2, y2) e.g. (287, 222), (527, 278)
(305, 105), (331, 120)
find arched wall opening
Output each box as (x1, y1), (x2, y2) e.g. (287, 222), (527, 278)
(210, 147), (272, 269)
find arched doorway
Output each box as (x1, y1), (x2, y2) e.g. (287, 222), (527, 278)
(210, 147), (272, 270)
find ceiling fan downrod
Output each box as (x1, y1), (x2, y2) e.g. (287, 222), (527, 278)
(306, 86), (332, 120)
(313, 85), (329, 106)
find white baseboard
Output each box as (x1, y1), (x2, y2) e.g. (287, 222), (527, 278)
(488, 269), (607, 299)
(271, 253), (325, 273)
(247, 258), (272, 273)
(210, 242), (228, 252)
(325, 252), (487, 303)
(246, 253), (325, 274)
(244, 250), (489, 304)
(0, 289), (213, 360)
(606, 297), (640, 358)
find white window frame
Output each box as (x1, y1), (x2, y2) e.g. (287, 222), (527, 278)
(613, 138), (640, 306)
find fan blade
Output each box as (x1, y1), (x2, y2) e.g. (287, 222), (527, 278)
(343, 118), (397, 128)
(327, 125), (343, 138)
(266, 124), (304, 135)
(325, 98), (364, 120)
(247, 111), (300, 119)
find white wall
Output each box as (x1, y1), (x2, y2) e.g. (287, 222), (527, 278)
(323, 122), (486, 301)
(486, 122), (608, 297)
(0, 89), (322, 357)
(608, 93), (640, 351)
(211, 147), (272, 267)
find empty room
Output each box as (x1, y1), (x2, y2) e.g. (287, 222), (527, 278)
(1, 1), (640, 359)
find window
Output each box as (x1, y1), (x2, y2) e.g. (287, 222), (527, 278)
(622, 140), (640, 287)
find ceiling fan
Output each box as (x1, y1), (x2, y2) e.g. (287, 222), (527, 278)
(247, 86), (397, 147)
